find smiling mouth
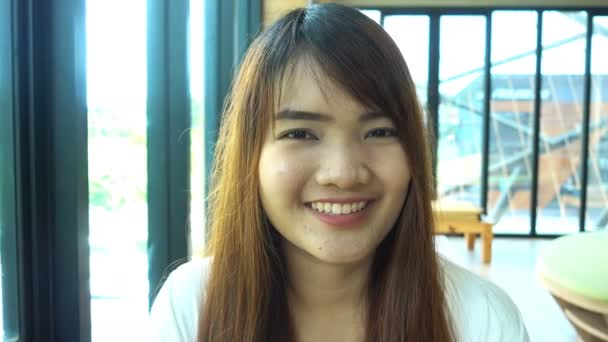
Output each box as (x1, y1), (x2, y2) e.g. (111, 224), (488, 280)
(307, 201), (370, 216)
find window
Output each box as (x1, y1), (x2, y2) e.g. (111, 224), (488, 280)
(489, 10), (538, 234)
(384, 15), (430, 112)
(587, 16), (608, 231)
(372, 6), (608, 235)
(0, 118), (19, 341)
(86, 0), (149, 340)
(536, 11), (587, 234)
(0, 137), (19, 342)
(190, 0), (206, 255)
(0, 0), (19, 338)
(361, 9), (381, 24)
(2, 0), (258, 339)
(437, 15), (486, 207)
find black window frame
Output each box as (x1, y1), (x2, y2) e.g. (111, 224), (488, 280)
(361, 5), (608, 237)
(9, 0), (91, 341)
(3, 0), (264, 340)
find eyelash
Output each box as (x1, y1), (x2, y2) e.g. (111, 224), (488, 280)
(365, 128), (398, 139)
(278, 128), (398, 140)
(279, 129), (318, 140)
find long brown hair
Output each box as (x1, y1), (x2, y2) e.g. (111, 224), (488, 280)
(199, 4), (455, 342)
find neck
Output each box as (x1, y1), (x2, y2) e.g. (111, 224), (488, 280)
(283, 241), (372, 312)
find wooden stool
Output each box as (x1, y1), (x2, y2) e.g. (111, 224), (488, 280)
(432, 200), (494, 264)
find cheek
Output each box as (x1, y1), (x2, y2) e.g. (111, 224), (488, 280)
(275, 158), (300, 177)
(369, 146), (411, 189)
(258, 146), (312, 200)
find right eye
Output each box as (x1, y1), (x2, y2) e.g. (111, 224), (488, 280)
(278, 129), (318, 140)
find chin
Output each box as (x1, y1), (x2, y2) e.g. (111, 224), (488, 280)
(312, 247), (375, 265)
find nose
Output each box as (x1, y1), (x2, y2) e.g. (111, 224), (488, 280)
(315, 143), (371, 189)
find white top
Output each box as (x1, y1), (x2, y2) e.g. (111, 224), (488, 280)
(148, 257), (530, 342)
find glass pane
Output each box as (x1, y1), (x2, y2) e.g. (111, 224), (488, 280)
(0, 259), (2, 339)
(86, 1), (149, 341)
(537, 11), (587, 234)
(190, 0), (205, 254)
(0, 179), (3, 341)
(0, 141), (18, 342)
(437, 15), (486, 206)
(586, 16), (608, 231)
(1, 8), (5, 335)
(0, 164), (18, 342)
(0, 0), (6, 336)
(489, 11), (537, 234)
(0, 0), (18, 336)
(384, 15), (429, 108)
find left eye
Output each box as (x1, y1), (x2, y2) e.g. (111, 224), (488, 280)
(365, 128), (397, 138)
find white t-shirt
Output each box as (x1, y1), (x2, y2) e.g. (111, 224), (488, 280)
(148, 256), (530, 342)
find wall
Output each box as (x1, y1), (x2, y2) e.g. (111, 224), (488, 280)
(263, 0), (608, 26)
(264, 0), (308, 27)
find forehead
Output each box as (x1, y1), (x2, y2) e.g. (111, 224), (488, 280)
(277, 58), (369, 116)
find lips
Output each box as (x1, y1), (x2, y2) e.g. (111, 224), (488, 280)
(305, 198), (374, 228)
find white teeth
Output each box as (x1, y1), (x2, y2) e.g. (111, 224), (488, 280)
(343, 205), (352, 214)
(309, 201), (369, 215)
(331, 203), (341, 215)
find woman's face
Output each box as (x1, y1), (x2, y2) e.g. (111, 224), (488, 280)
(258, 61), (411, 265)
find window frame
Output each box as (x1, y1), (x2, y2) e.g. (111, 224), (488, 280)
(3, 0), (264, 340)
(1, 0), (20, 339)
(146, 0), (192, 306)
(147, 0), (262, 307)
(10, 0), (90, 341)
(359, 5), (608, 236)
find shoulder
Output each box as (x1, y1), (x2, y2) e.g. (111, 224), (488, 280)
(439, 257), (530, 342)
(148, 256), (212, 342)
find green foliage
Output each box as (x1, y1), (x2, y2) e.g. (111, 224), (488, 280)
(90, 175), (127, 211)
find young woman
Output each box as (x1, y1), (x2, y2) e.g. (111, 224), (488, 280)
(149, 4), (529, 342)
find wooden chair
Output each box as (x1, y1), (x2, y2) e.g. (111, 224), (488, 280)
(432, 200), (494, 264)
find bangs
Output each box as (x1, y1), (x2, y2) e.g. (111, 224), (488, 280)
(255, 4), (421, 139)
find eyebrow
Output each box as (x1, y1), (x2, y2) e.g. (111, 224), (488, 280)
(275, 109), (389, 123)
